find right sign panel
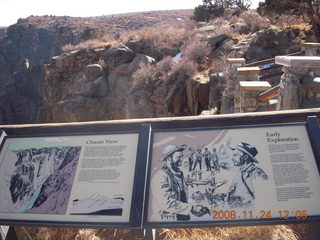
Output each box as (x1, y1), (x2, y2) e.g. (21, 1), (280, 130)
(147, 124), (320, 223)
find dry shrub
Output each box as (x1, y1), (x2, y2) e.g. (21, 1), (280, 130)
(74, 229), (144, 240)
(229, 15), (239, 25)
(157, 56), (173, 73)
(158, 225), (301, 240)
(62, 36), (118, 53)
(239, 11), (271, 31)
(274, 15), (311, 31)
(166, 59), (197, 83)
(14, 226), (79, 240)
(182, 41), (210, 63)
(130, 63), (158, 91)
(210, 55), (229, 74)
(123, 22), (194, 52)
(62, 39), (107, 52)
(14, 224), (308, 240)
(209, 17), (229, 27)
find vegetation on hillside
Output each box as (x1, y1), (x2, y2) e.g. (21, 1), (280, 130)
(257, 0), (320, 39)
(193, 0), (252, 21)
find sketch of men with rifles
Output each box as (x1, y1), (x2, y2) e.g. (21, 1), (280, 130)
(152, 144), (210, 221)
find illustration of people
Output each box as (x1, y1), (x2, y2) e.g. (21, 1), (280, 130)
(226, 142), (268, 208)
(152, 144), (210, 221)
(203, 148), (211, 171)
(193, 149), (202, 170)
(187, 147), (194, 172)
(211, 147), (220, 171)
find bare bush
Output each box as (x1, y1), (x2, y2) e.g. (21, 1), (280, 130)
(210, 55), (229, 74)
(159, 225), (301, 240)
(130, 63), (157, 91)
(182, 41), (210, 63)
(239, 11), (271, 31)
(274, 14), (310, 30)
(156, 56), (173, 73)
(122, 22), (195, 53)
(62, 39), (109, 52)
(166, 59), (197, 83)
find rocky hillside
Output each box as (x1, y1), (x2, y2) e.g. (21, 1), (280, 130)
(0, 11), (191, 124)
(0, 10), (315, 124)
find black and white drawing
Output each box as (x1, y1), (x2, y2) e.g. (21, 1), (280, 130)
(149, 129), (269, 221)
(70, 194), (124, 216)
(227, 142), (268, 208)
(0, 146), (81, 214)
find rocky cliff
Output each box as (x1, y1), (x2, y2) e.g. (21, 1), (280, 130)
(0, 17), (104, 124)
(0, 13), (314, 124)
(39, 42), (211, 122)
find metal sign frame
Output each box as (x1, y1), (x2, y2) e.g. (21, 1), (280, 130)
(0, 129), (147, 228)
(143, 117), (320, 228)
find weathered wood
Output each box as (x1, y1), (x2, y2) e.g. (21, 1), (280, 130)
(301, 42), (320, 48)
(275, 56), (320, 68)
(0, 109), (319, 135)
(258, 85), (280, 102)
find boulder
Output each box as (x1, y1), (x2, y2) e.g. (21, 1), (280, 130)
(87, 76), (108, 98)
(245, 29), (302, 62)
(128, 54), (155, 73)
(39, 96), (106, 123)
(125, 40), (163, 60)
(84, 64), (103, 81)
(233, 23), (251, 35)
(207, 34), (230, 50)
(102, 45), (135, 68)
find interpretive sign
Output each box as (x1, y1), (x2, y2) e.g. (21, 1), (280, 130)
(146, 122), (320, 225)
(0, 132), (139, 226)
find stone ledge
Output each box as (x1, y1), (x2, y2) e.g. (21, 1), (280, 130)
(239, 81), (272, 91)
(227, 58), (246, 64)
(301, 42), (320, 48)
(237, 67), (260, 74)
(275, 56), (320, 68)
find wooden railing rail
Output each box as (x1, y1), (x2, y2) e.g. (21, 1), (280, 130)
(0, 109), (319, 135)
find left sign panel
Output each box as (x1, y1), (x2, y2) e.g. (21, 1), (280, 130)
(0, 133), (139, 226)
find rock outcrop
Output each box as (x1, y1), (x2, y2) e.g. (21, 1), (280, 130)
(245, 29), (304, 62)
(39, 42), (211, 122)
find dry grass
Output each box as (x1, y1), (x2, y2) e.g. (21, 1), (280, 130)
(15, 224), (308, 240)
(158, 224), (305, 240)
(239, 11), (271, 31)
(210, 55), (229, 74)
(130, 63), (158, 91)
(122, 22), (192, 51)
(182, 41), (211, 63)
(62, 38), (118, 52)
(165, 58), (198, 83)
